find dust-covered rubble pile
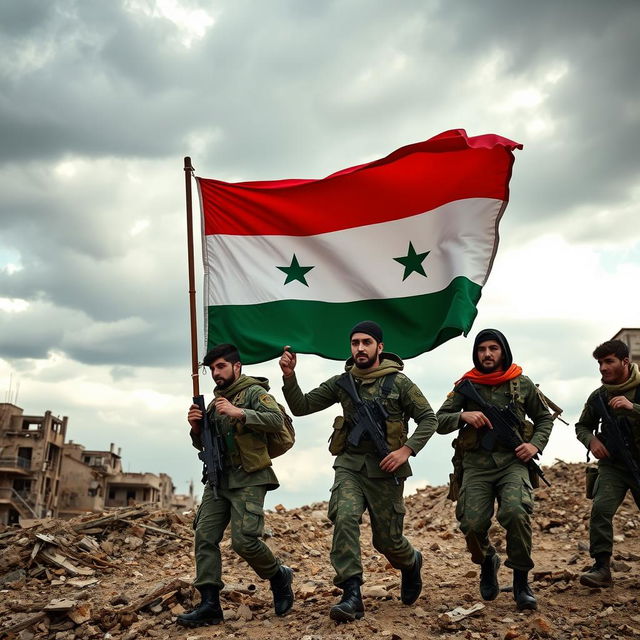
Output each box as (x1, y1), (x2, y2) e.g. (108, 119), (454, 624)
(1, 461), (639, 640)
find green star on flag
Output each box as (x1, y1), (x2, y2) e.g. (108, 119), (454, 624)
(394, 241), (430, 281)
(277, 254), (315, 286)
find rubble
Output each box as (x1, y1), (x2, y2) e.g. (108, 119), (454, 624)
(0, 461), (638, 639)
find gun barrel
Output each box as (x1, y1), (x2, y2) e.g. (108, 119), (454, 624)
(538, 390), (569, 425)
(194, 394), (224, 499)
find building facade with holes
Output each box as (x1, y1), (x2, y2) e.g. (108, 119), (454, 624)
(0, 403), (192, 525)
(0, 403), (66, 524)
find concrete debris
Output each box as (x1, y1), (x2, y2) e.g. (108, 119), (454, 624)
(0, 462), (638, 639)
(442, 602), (485, 622)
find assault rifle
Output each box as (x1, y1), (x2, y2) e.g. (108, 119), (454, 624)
(455, 379), (551, 487)
(336, 374), (399, 485)
(535, 385), (569, 425)
(194, 394), (225, 499)
(592, 392), (640, 490)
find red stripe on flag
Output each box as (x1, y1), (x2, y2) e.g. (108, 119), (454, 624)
(197, 129), (522, 237)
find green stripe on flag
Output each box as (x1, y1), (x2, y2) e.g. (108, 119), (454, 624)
(206, 276), (481, 364)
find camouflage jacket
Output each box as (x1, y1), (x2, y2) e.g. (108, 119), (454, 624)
(575, 385), (640, 466)
(436, 375), (553, 470)
(190, 374), (283, 490)
(282, 353), (437, 479)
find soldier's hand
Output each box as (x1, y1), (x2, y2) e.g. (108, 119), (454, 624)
(380, 445), (413, 473)
(187, 404), (202, 433)
(609, 395), (633, 411)
(515, 442), (539, 462)
(460, 411), (492, 429)
(279, 346), (297, 378)
(589, 436), (610, 459)
(214, 397), (245, 420)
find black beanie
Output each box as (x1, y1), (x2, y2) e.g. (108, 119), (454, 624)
(472, 328), (513, 371)
(350, 320), (383, 343)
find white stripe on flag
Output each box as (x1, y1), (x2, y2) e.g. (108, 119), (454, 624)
(205, 197), (503, 306)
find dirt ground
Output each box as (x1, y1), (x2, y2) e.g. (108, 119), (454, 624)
(1, 461), (639, 639)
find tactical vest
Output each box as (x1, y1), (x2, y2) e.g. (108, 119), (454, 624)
(228, 387), (295, 473)
(328, 372), (408, 456)
(457, 376), (531, 452)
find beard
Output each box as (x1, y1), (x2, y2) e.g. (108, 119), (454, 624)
(354, 353), (377, 369)
(478, 360), (500, 373)
(214, 374), (235, 390)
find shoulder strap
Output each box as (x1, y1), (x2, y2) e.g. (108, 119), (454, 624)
(337, 372), (398, 403)
(587, 388), (606, 412)
(509, 376), (521, 402)
(336, 373), (363, 406)
(380, 372), (398, 398)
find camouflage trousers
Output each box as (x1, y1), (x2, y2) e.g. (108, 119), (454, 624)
(327, 467), (416, 585)
(193, 483), (279, 589)
(456, 461), (534, 571)
(589, 462), (640, 557)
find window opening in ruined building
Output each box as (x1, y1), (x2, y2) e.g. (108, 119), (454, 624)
(21, 420), (42, 431)
(17, 447), (32, 469)
(13, 478), (32, 496)
(47, 444), (59, 465)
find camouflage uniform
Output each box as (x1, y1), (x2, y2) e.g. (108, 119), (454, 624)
(436, 376), (553, 571)
(282, 353), (437, 585)
(190, 374), (284, 589)
(575, 385), (640, 558)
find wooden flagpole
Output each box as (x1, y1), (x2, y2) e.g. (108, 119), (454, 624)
(184, 156), (200, 396)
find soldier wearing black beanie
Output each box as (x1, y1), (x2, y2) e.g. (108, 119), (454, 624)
(279, 320), (438, 621)
(349, 320), (383, 344)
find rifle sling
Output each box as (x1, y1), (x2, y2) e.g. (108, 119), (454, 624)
(337, 371), (398, 407)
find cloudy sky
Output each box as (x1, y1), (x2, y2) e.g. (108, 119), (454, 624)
(1, 0), (639, 509)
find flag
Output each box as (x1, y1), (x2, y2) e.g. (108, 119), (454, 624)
(196, 129), (522, 364)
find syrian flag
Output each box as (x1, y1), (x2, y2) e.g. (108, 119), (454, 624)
(196, 129), (522, 364)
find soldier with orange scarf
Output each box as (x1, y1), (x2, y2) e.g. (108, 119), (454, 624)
(436, 329), (553, 611)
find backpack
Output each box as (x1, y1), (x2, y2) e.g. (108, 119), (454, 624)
(232, 388), (295, 459)
(267, 402), (295, 458)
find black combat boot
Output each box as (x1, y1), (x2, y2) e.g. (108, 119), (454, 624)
(269, 565), (294, 615)
(400, 550), (423, 605)
(479, 552), (500, 601)
(329, 576), (365, 622)
(176, 584), (223, 627)
(512, 569), (537, 611)
(580, 553), (612, 588)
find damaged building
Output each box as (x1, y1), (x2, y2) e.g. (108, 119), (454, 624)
(0, 403), (196, 525)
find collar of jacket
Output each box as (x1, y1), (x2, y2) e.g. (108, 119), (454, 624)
(214, 374), (270, 399)
(603, 362), (640, 394)
(345, 352), (403, 382)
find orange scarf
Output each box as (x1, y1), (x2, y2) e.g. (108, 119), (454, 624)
(456, 363), (523, 386)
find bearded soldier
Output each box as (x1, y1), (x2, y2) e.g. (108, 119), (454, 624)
(178, 343), (294, 627)
(279, 321), (437, 621)
(576, 339), (640, 588)
(436, 329), (553, 611)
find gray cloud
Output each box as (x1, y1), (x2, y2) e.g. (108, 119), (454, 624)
(0, 0), (637, 505)
(0, 0), (55, 36)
